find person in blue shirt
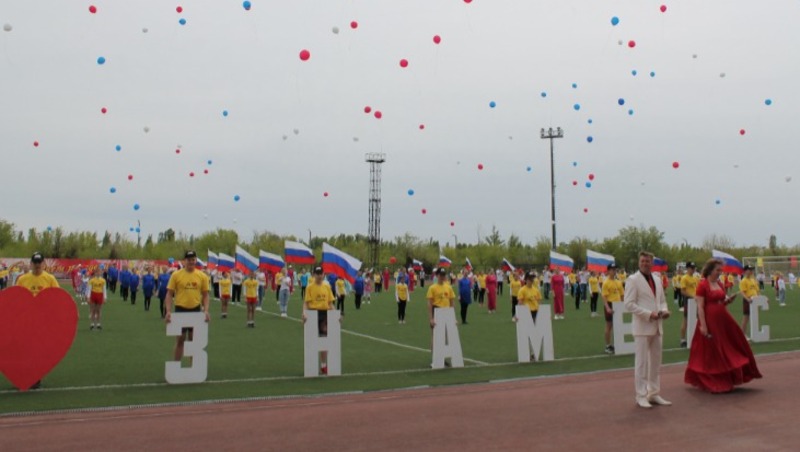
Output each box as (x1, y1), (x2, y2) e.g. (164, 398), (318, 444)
(107, 264), (119, 294)
(326, 272), (337, 289)
(157, 267), (171, 319)
(128, 270), (140, 305)
(353, 272), (365, 309)
(119, 265), (132, 302)
(299, 269), (310, 299)
(458, 269), (473, 324)
(142, 267), (156, 312)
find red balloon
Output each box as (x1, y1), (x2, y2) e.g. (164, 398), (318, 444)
(364, 106), (372, 113)
(464, 0), (472, 3)
(89, 5), (97, 14)
(478, 163), (484, 170)
(628, 40), (636, 48)
(572, 180), (578, 186)
(583, 208), (589, 213)
(127, 174), (133, 181)
(350, 21), (358, 29)
(739, 129), (746, 135)
(203, 169), (209, 174)
(175, 149), (181, 154)
(421, 208), (427, 214)
(100, 107), (107, 114)
(588, 173), (595, 181)
(189, 172), (195, 177)
(374, 111), (382, 119)
(433, 35), (441, 44)
(389, 256), (397, 264)
(299, 49), (311, 61)
(33, 141), (39, 147)
(419, 124), (425, 130)
(660, 5), (667, 12)
(450, 221), (455, 227)
(399, 59), (409, 68)
(323, 192), (329, 197)
(672, 161), (680, 169)
(176, 6), (183, 13)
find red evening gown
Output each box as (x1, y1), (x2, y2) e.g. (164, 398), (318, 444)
(684, 279), (762, 393)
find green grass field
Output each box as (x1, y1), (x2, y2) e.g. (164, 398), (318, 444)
(1, 283), (798, 414)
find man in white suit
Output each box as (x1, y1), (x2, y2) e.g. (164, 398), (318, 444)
(624, 251), (672, 409)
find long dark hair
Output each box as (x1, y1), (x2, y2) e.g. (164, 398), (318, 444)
(700, 258), (723, 278)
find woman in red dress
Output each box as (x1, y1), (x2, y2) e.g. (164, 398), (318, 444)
(685, 258), (762, 393)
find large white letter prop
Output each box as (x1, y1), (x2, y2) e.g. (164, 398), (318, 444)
(304, 310), (342, 377)
(687, 298), (697, 346)
(613, 303), (635, 355)
(431, 308), (464, 369)
(750, 296), (770, 343)
(515, 305), (554, 362)
(165, 312), (208, 384)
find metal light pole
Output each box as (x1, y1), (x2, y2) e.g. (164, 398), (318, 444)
(308, 229), (312, 246)
(452, 234), (458, 249)
(540, 127), (564, 250)
(137, 220), (141, 248)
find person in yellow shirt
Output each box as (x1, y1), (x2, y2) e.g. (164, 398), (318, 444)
(515, 272), (542, 321)
(739, 265), (759, 335)
(601, 264), (624, 354)
(303, 267), (336, 375)
(427, 268), (455, 328)
(568, 271), (577, 299)
(274, 270), (284, 302)
(165, 251), (210, 362)
(396, 275), (410, 324)
(374, 271), (383, 294)
(672, 272), (682, 304)
(679, 262), (698, 348)
(218, 271), (232, 319)
(0, 265), (9, 290)
(509, 272), (523, 319)
(477, 272), (487, 306)
(88, 268), (106, 330)
(588, 271), (600, 318)
(726, 273), (736, 293)
(335, 276), (347, 316)
(243, 271), (260, 328)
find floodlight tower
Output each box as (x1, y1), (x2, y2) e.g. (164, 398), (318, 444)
(365, 153), (386, 269)
(540, 127), (564, 250)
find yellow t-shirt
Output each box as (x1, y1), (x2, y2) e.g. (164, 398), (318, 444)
(244, 279), (259, 298)
(517, 285), (541, 312)
(681, 274), (698, 297)
(588, 276), (600, 293)
(16, 271), (60, 296)
(89, 277), (106, 294)
(510, 279), (522, 296)
(478, 275), (487, 289)
(601, 278), (623, 302)
(740, 277), (759, 299)
(167, 269), (209, 309)
(335, 279), (346, 296)
(568, 273), (577, 284)
(274, 272), (284, 286)
(374, 273), (382, 284)
(305, 282), (334, 310)
(396, 282), (409, 301)
(0, 269), (8, 279)
(219, 278), (232, 296)
(672, 275), (682, 288)
(426, 282), (454, 308)
(727, 274), (736, 285)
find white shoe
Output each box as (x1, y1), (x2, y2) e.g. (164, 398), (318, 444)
(636, 398), (653, 409)
(256, 307), (263, 311)
(280, 313), (287, 318)
(648, 395), (672, 406)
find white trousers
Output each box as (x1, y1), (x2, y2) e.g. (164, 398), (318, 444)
(634, 334), (663, 399)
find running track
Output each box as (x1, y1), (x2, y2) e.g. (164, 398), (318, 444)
(1, 352), (797, 451)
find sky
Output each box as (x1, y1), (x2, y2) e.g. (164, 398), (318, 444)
(1, 1), (798, 249)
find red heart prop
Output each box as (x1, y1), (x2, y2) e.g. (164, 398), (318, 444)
(0, 287), (78, 391)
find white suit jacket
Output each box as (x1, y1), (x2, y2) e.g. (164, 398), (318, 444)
(624, 271), (669, 336)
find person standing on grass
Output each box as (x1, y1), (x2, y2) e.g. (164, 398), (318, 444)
(218, 271), (232, 319)
(16, 252), (60, 390)
(602, 264), (624, 354)
(776, 273), (786, 307)
(477, 271), (487, 306)
(624, 251), (671, 409)
(756, 270), (765, 290)
(164, 251), (210, 363)
(383, 267), (391, 292)
(278, 271), (291, 317)
(273, 269), (284, 302)
(374, 271), (382, 294)
(457, 270), (472, 324)
(353, 271), (365, 310)
(129, 269), (140, 305)
(299, 268), (310, 299)
(472, 271), (480, 303)
(230, 268), (243, 304)
(542, 267), (552, 300)
(485, 268), (498, 314)
(680, 262), (698, 348)
(496, 268), (504, 295)
(588, 271), (600, 318)
(509, 271), (522, 320)
(514, 271), (542, 322)
(363, 271), (373, 304)
(303, 267), (336, 375)
(579, 268), (589, 305)
(88, 268), (106, 330)
(256, 269), (267, 312)
(552, 269), (566, 319)
(157, 266), (171, 319)
(396, 274), (410, 324)
(244, 271), (259, 328)
(427, 268), (455, 339)
(335, 275), (347, 316)
(142, 267), (156, 312)
(107, 263), (119, 294)
(119, 264), (131, 302)
(739, 265), (759, 335)
(671, 270), (682, 304)
(210, 268), (220, 300)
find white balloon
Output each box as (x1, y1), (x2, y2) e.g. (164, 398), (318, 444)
(352, 137), (359, 142)
(692, 54), (698, 59)
(293, 128), (299, 135)
(640, 181), (645, 186)
(733, 164), (739, 169)
(719, 72), (726, 78)
(2, 23), (12, 32)
(786, 176), (792, 183)
(142, 27), (149, 33)
(282, 135), (288, 141)
(233, 219), (238, 224)
(143, 126), (150, 133)
(332, 26), (340, 34)
(617, 40), (623, 46)
(203, 214), (208, 219)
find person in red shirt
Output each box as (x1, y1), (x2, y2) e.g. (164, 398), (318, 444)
(485, 268), (498, 313)
(552, 269), (566, 319)
(382, 267), (390, 292)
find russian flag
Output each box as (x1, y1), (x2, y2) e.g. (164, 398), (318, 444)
(501, 258), (515, 272)
(586, 250), (615, 273)
(439, 255), (452, 268)
(550, 251), (574, 272)
(235, 245), (259, 273)
(207, 251), (218, 270)
(259, 250), (285, 274)
(412, 259), (423, 271)
(653, 257), (668, 273)
(284, 240), (315, 265)
(465, 258), (473, 271)
(217, 253), (235, 272)
(712, 249), (743, 275)
(322, 243), (362, 284)
(195, 258), (206, 269)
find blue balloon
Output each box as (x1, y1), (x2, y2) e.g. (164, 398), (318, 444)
(617, 98), (625, 106)
(572, 161), (578, 167)
(587, 119), (593, 124)
(243, 0), (252, 10)
(650, 71), (656, 77)
(129, 227), (134, 232)
(573, 103), (581, 111)
(585, 182), (592, 188)
(109, 187), (116, 194)
(97, 56), (106, 65)
(169, 258), (175, 264)
(611, 16), (620, 26)
(489, 101), (496, 108)
(115, 145), (121, 152)
(526, 166), (532, 172)
(571, 83), (577, 89)
(234, 195), (241, 202)
(540, 92), (547, 98)
(765, 99), (773, 106)
(715, 199), (721, 205)
(207, 160), (213, 165)
(222, 110), (229, 117)
(407, 189), (415, 196)
(631, 70), (638, 76)
(135, 227), (141, 233)
(628, 109), (634, 115)
(179, 18), (187, 25)
(46, 226), (52, 232)
(586, 136), (593, 143)
(133, 203), (140, 211)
